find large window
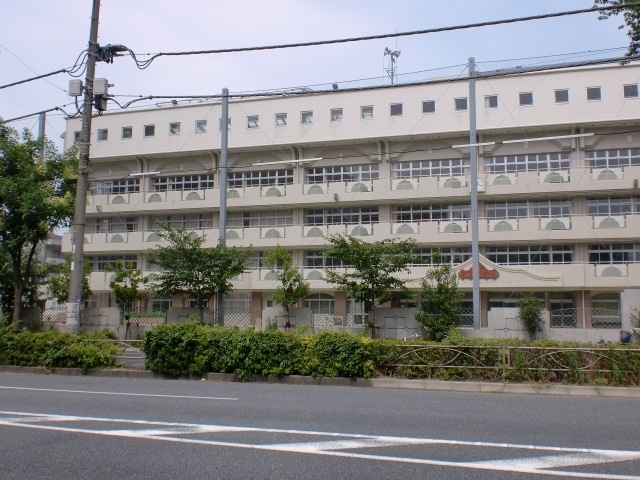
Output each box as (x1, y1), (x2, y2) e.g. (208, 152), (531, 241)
(92, 178), (140, 195)
(152, 174), (214, 192)
(88, 255), (137, 271)
(305, 207), (379, 225)
(150, 213), (214, 230)
(412, 247), (471, 265)
(86, 217), (137, 233)
(587, 197), (640, 216)
(586, 148), (640, 169)
(392, 158), (468, 178)
(304, 294), (335, 315)
(228, 169), (293, 188)
(305, 164), (378, 184)
(228, 210), (293, 228)
(394, 203), (470, 222)
(304, 251), (345, 268)
(486, 200), (572, 219)
(589, 243), (640, 264)
(487, 245), (573, 265)
(591, 293), (621, 328)
(485, 152), (570, 174)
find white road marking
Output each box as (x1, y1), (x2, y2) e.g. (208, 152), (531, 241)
(0, 385), (237, 401)
(1, 411), (639, 479)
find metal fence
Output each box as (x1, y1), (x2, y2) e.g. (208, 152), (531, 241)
(550, 308), (622, 328)
(211, 308), (262, 328)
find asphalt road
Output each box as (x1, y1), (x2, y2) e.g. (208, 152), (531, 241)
(1, 372), (639, 480)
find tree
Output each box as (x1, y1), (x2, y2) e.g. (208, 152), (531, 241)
(147, 225), (251, 322)
(0, 123), (76, 323)
(324, 235), (416, 335)
(107, 259), (148, 314)
(415, 251), (463, 342)
(594, 1), (640, 56)
(262, 246), (310, 329)
(47, 256), (93, 305)
(518, 293), (544, 340)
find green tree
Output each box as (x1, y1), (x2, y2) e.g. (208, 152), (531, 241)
(518, 293), (544, 340)
(0, 123), (76, 323)
(47, 256), (93, 304)
(594, 0), (640, 56)
(415, 251), (463, 342)
(106, 259), (148, 315)
(262, 245), (310, 329)
(324, 235), (416, 335)
(148, 225), (251, 322)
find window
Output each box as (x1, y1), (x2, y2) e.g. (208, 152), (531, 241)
(485, 152), (571, 174)
(228, 169), (293, 188)
(519, 92), (534, 106)
(97, 128), (108, 141)
(390, 103), (403, 116)
(88, 255), (137, 271)
(305, 207), (379, 226)
(150, 213), (214, 230)
(169, 122), (181, 135)
(555, 89), (569, 103)
(486, 200), (572, 219)
(587, 86), (602, 101)
(228, 210), (293, 228)
(586, 148), (640, 169)
(73, 131), (81, 143)
(330, 108), (343, 122)
(361, 105), (374, 120)
(304, 294), (335, 316)
(152, 174), (215, 192)
(589, 243), (640, 264)
(393, 203), (470, 222)
(87, 216), (138, 233)
(412, 247), (471, 265)
(275, 113), (288, 126)
(422, 100), (436, 114)
(91, 178), (140, 195)
(304, 251), (344, 268)
(487, 245), (574, 265)
(454, 97), (468, 111)
(151, 299), (172, 311)
(347, 299), (367, 325)
(219, 118), (231, 131)
(550, 292), (577, 328)
(301, 111), (313, 124)
(391, 158), (468, 178)
(484, 95), (498, 109)
(591, 293), (621, 328)
(195, 120), (207, 133)
(623, 84), (639, 98)
(247, 115), (259, 129)
(144, 124), (155, 137)
(305, 164), (379, 184)
(224, 292), (251, 311)
(122, 126), (133, 139)
(587, 197), (640, 216)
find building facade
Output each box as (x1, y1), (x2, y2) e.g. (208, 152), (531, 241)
(63, 62), (640, 340)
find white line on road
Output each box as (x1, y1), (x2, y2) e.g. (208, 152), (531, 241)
(1, 411), (639, 479)
(0, 386), (237, 401)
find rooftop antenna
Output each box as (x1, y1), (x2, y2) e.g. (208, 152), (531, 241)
(384, 47), (401, 85)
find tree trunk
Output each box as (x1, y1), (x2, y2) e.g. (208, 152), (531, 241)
(12, 280), (24, 326)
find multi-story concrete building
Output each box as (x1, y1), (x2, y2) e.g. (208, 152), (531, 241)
(63, 62), (640, 340)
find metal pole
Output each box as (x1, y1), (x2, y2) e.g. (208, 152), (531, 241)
(66, 0), (100, 334)
(217, 87), (229, 326)
(468, 57), (481, 329)
(37, 112), (46, 162)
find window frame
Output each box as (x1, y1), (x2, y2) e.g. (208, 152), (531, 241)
(554, 89), (570, 104)
(330, 108), (344, 122)
(121, 126), (133, 139)
(390, 103), (403, 117)
(143, 124), (155, 138)
(484, 95), (498, 109)
(587, 86), (602, 101)
(360, 105), (374, 120)
(169, 122), (181, 135)
(195, 120), (207, 133)
(275, 113), (288, 126)
(247, 115), (259, 129)
(97, 128), (108, 141)
(454, 97), (468, 111)
(624, 83), (639, 98)
(519, 92), (534, 106)
(301, 111), (314, 125)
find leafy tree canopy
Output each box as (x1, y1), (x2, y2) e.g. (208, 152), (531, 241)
(594, 0), (640, 56)
(324, 235), (417, 329)
(0, 123), (77, 322)
(147, 225), (251, 317)
(106, 259), (148, 312)
(47, 256), (93, 305)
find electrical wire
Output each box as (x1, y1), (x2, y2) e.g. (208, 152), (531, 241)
(124, 2), (640, 70)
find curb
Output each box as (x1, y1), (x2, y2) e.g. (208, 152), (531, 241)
(1, 366), (639, 398)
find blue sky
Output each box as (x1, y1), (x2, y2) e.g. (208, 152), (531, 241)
(0, 1), (630, 148)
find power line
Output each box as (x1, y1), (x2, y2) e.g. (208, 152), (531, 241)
(125, 2), (640, 69)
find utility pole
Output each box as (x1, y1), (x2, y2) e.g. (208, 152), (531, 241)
(66, 0), (100, 333)
(468, 57), (481, 329)
(37, 112), (46, 162)
(217, 88), (229, 326)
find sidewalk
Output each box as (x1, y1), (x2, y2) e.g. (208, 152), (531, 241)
(2, 365), (640, 398)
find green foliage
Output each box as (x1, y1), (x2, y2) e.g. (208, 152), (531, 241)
(147, 225), (251, 319)
(262, 246), (309, 328)
(594, 0), (640, 56)
(0, 327), (117, 372)
(0, 124), (77, 323)
(324, 235), (416, 330)
(415, 251), (463, 341)
(518, 294), (544, 339)
(106, 259), (148, 312)
(47, 255), (93, 304)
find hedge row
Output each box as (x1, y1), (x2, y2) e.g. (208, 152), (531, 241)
(0, 328), (118, 372)
(142, 323), (640, 386)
